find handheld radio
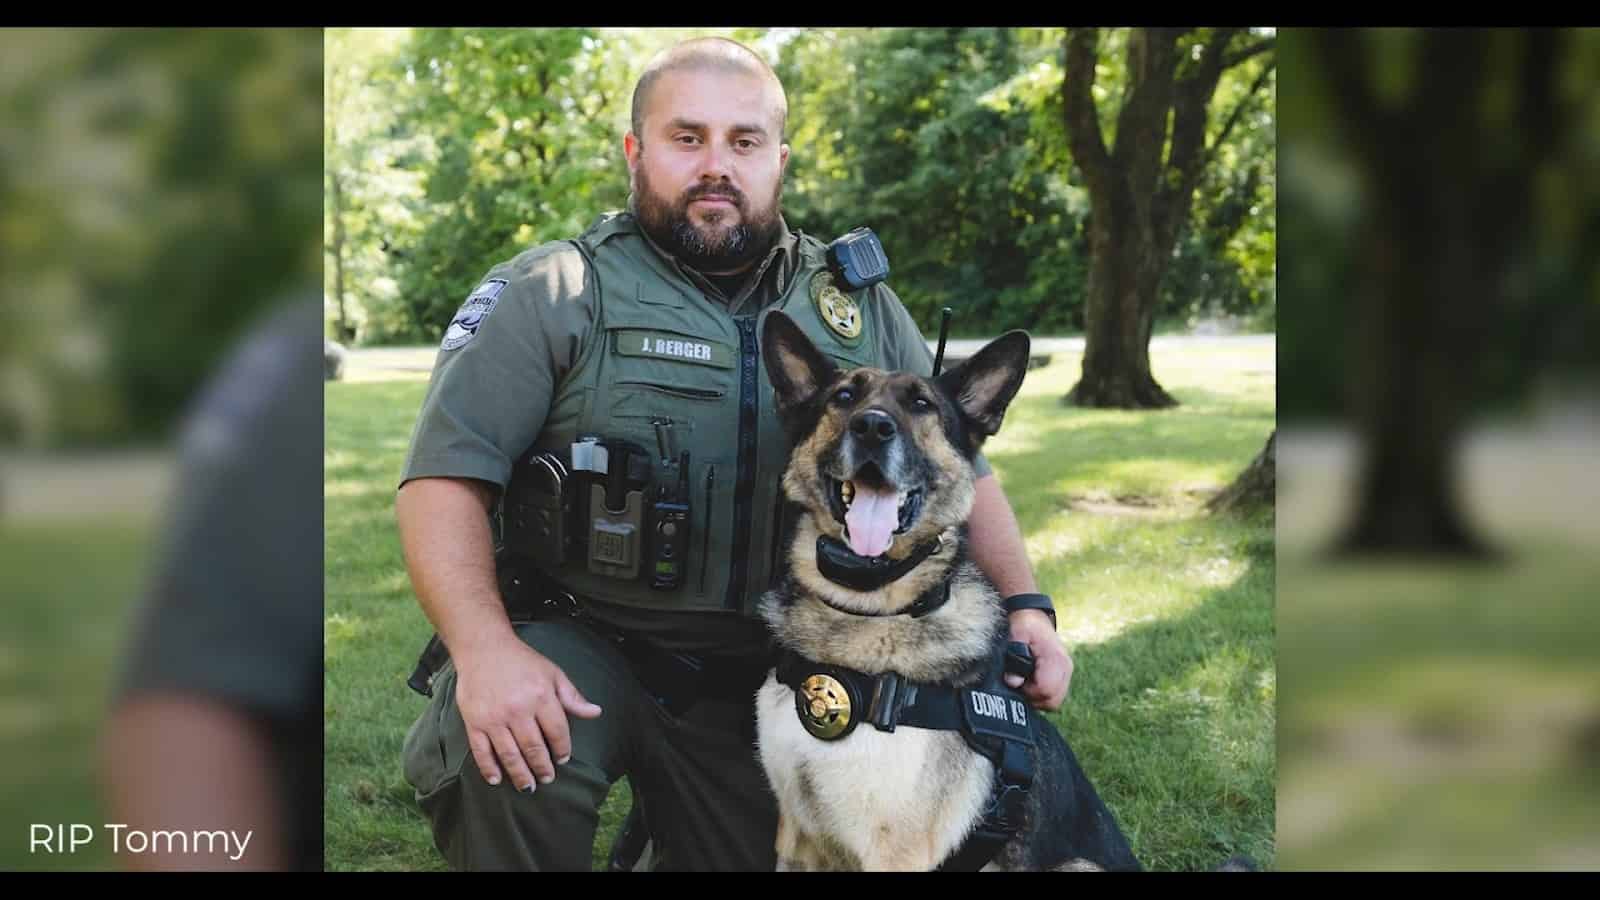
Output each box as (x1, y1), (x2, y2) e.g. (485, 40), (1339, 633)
(648, 419), (692, 591)
(825, 227), (890, 291)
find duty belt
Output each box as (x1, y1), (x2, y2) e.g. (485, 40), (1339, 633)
(773, 642), (1039, 872)
(407, 555), (772, 717)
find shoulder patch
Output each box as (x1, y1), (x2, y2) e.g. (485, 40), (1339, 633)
(812, 270), (863, 346)
(440, 278), (509, 351)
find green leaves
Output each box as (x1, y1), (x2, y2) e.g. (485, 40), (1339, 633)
(325, 28), (1275, 346)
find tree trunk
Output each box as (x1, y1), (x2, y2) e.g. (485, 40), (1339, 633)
(1311, 29), (1566, 560)
(1334, 174), (1490, 557)
(329, 169), (351, 344)
(1060, 28), (1273, 410)
(1067, 209), (1177, 407)
(1207, 429), (1275, 514)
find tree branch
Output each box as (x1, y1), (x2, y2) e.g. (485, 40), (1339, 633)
(1203, 57), (1276, 172)
(1222, 36), (1276, 70)
(1158, 29), (1237, 249)
(1061, 28), (1112, 196)
(1116, 28), (1185, 242)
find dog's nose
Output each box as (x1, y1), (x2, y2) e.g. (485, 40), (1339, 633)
(849, 409), (897, 446)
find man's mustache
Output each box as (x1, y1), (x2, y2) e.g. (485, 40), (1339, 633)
(683, 184), (745, 207)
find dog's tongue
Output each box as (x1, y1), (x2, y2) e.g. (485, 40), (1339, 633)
(845, 484), (898, 558)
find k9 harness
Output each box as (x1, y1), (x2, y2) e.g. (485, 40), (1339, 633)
(774, 534), (1039, 872)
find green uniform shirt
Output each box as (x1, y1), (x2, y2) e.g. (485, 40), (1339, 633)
(400, 206), (987, 655)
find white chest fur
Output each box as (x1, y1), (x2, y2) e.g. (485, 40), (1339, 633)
(755, 674), (997, 871)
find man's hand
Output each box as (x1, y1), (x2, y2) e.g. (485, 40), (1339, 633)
(396, 477), (602, 794)
(1004, 608), (1072, 711)
(453, 631), (603, 793)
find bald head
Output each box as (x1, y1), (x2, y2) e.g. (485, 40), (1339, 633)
(631, 37), (788, 144)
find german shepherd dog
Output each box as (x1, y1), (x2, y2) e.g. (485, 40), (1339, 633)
(752, 311), (1146, 872)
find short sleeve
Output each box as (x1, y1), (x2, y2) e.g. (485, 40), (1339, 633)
(114, 299), (324, 724)
(399, 242), (595, 491)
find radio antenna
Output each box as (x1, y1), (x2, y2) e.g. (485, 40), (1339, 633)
(932, 308), (953, 377)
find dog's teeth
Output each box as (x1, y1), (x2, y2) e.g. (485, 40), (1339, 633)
(841, 480), (855, 503)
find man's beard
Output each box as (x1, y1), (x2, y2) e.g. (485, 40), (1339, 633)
(634, 167), (783, 273)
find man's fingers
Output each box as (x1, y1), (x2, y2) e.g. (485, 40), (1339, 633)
(556, 675), (603, 723)
(514, 717), (557, 787)
(1038, 647), (1069, 709)
(468, 729), (504, 787)
(489, 726), (538, 793)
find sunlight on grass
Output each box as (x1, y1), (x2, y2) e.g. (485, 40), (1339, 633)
(325, 613), (370, 654)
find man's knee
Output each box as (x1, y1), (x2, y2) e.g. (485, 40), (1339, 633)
(402, 659), (625, 871)
(401, 618), (648, 869)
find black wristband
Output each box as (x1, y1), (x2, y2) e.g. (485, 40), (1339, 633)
(1003, 593), (1057, 629)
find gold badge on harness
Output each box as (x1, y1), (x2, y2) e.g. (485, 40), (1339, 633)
(812, 271), (862, 344)
(797, 673), (853, 740)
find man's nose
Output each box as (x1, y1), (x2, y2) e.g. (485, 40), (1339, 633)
(698, 141), (733, 180)
(849, 409), (898, 448)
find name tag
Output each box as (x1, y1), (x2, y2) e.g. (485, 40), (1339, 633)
(615, 330), (734, 369)
(961, 688), (1035, 746)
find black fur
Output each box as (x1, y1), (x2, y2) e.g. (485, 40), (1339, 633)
(762, 311), (841, 444)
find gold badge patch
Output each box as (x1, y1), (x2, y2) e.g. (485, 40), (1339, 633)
(797, 673), (853, 740)
(812, 272), (862, 342)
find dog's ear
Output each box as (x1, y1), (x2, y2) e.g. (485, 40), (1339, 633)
(763, 310), (838, 414)
(935, 330), (1031, 437)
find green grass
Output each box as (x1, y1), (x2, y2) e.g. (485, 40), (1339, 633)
(0, 521), (158, 871)
(324, 341), (1277, 871)
(1272, 427), (1600, 870)
(1275, 543), (1600, 870)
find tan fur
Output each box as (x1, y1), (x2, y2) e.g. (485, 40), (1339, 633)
(756, 674), (995, 872)
(778, 370), (977, 562)
(756, 319), (1136, 874)
(757, 363), (1013, 871)
(762, 520), (1000, 684)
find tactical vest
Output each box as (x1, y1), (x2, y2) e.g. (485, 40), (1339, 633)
(502, 212), (888, 620)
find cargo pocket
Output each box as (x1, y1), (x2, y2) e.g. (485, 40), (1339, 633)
(401, 663), (465, 813)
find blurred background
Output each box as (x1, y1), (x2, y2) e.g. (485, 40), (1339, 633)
(1277, 28), (1600, 869)
(0, 28), (322, 870)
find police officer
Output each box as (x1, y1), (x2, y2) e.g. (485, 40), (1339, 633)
(396, 36), (1071, 872)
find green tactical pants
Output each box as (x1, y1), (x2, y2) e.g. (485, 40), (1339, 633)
(401, 617), (780, 871)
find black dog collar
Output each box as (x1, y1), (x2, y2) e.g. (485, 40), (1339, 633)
(814, 533), (953, 620)
(815, 533), (944, 591)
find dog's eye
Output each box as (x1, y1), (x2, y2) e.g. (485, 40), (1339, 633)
(833, 387), (855, 405)
(912, 396), (932, 411)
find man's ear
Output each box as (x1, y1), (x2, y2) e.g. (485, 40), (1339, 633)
(935, 330), (1031, 437)
(624, 132), (641, 180)
(762, 311), (837, 414)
